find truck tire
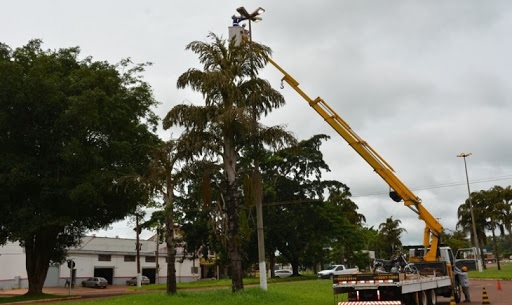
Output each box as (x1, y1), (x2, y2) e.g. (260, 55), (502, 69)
(427, 289), (437, 305)
(418, 291), (428, 305)
(453, 279), (461, 303)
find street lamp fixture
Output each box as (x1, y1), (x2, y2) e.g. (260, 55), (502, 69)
(457, 152), (482, 272)
(236, 6), (265, 22)
(232, 6), (265, 41)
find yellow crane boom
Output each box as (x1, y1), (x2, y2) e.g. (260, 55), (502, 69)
(266, 57), (443, 261)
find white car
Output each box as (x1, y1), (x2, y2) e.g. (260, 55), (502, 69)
(317, 264), (359, 279)
(274, 269), (293, 278)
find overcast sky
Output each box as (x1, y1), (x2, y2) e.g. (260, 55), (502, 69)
(3, 1), (512, 246)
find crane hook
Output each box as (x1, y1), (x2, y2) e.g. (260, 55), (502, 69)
(280, 79), (284, 89)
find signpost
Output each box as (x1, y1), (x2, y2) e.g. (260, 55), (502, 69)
(66, 259), (75, 295)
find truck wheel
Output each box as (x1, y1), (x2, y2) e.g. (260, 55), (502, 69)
(427, 290), (437, 305)
(453, 280), (461, 303)
(418, 291), (428, 305)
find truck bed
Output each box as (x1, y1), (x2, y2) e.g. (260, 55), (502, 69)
(333, 272), (452, 295)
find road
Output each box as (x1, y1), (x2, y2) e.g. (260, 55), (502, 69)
(436, 279), (509, 305)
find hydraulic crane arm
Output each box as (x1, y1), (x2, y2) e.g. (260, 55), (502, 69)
(266, 57), (443, 261)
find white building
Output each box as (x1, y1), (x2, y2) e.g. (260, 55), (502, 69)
(0, 235), (214, 290)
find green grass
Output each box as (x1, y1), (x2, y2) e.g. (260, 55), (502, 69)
(64, 279), (342, 305)
(2, 265), (511, 305)
(467, 261), (512, 280)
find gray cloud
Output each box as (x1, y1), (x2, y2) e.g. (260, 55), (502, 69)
(2, 0), (511, 245)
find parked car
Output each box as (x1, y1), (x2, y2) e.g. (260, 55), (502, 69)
(274, 269), (293, 278)
(317, 264), (359, 279)
(126, 275), (151, 286)
(81, 277), (108, 288)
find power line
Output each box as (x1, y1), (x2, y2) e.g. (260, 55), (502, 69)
(351, 175), (512, 198)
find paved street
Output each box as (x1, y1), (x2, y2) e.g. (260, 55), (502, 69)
(434, 279), (509, 305)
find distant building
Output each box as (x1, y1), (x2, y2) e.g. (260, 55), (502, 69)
(0, 234), (216, 290)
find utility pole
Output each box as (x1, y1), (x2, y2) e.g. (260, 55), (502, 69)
(136, 214), (142, 286)
(457, 152), (482, 272)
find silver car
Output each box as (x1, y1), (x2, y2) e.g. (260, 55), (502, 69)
(274, 269), (293, 278)
(126, 275), (150, 285)
(81, 277), (108, 288)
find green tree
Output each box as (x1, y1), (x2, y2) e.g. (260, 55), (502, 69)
(135, 139), (195, 294)
(441, 229), (470, 254)
(457, 191), (489, 269)
(378, 217), (407, 257)
(0, 40), (160, 295)
(473, 186), (512, 270)
(260, 135), (363, 274)
(163, 33), (286, 292)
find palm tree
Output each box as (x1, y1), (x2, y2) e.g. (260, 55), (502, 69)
(164, 33), (290, 292)
(138, 139), (197, 294)
(478, 186), (512, 270)
(456, 193), (488, 269)
(378, 217), (407, 257)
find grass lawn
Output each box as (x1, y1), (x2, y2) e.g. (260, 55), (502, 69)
(2, 264), (511, 305)
(62, 278), (342, 305)
(467, 261), (512, 280)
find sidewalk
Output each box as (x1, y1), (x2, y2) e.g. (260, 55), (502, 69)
(0, 284), (132, 298)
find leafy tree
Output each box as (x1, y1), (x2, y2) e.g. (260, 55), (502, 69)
(163, 33), (287, 292)
(260, 134), (364, 274)
(134, 140), (191, 294)
(378, 217), (407, 257)
(457, 190), (489, 269)
(471, 186), (512, 270)
(441, 229), (470, 254)
(0, 40), (160, 295)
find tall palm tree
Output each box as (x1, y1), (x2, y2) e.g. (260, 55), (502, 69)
(164, 33), (289, 292)
(499, 186), (512, 239)
(138, 138), (201, 294)
(478, 186), (512, 270)
(456, 194), (488, 269)
(378, 216), (407, 256)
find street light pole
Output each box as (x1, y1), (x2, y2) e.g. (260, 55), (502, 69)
(457, 152), (482, 272)
(231, 6), (267, 290)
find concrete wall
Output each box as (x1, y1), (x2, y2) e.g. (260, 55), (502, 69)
(0, 242), (28, 290)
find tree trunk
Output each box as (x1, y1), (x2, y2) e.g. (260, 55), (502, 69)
(269, 251), (276, 278)
(25, 228), (58, 295)
(291, 259), (300, 276)
(491, 228), (501, 270)
(478, 240), (487, 270)
(165, 178), (177, 294)
(226, 180), (243, 292)
(166, 225), (177, 293)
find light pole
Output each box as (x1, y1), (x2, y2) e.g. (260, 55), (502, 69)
(457, 152), (482, 272)
(232, 6), (265, 41)
(231, 6), (268, 290)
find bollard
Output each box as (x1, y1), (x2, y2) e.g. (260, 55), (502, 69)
(449, 294), (456, 305)
(482, 287), (490, 305)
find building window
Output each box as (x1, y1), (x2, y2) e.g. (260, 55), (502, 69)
(124, 255), (136, 262)
(191, 266), (199, 274)
(98, 254), (111, 261)
(145, 256), (156, 263)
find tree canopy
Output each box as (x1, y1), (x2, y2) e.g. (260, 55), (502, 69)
(0, 40), (160, 294)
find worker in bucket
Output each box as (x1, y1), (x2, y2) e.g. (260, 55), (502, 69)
(454, 266), (470, 302)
